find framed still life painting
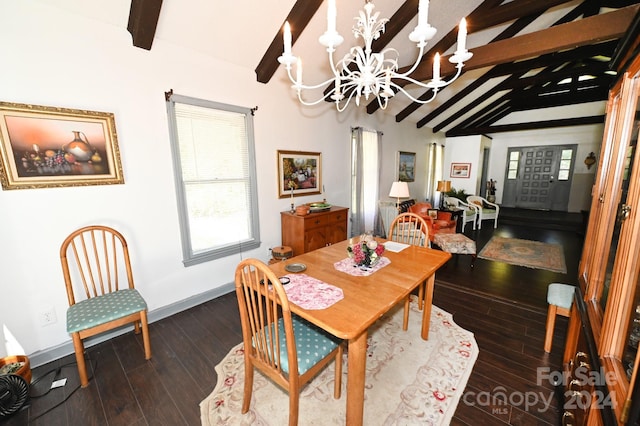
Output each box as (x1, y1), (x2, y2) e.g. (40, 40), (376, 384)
(277, 150), (322, 198)
(0, 101), (124, 190)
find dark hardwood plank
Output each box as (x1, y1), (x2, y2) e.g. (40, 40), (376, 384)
(89, 343), (144, 425)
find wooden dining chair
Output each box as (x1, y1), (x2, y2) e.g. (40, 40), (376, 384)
(235, 259), (343, 426)
(388, 212), (430, 331)
(60, 225), (151, 387)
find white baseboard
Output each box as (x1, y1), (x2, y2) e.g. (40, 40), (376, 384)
(28, 282), (236, 368)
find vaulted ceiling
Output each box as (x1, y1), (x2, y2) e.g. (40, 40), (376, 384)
(127, 0), (640, 136)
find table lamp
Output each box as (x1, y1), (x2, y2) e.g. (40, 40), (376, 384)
(436, 180), (452, 209)
(389, 181), (410, 211)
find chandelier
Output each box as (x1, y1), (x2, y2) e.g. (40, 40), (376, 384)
(277, 0), (472, 112)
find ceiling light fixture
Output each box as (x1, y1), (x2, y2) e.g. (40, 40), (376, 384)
(278, 0), (472, 112)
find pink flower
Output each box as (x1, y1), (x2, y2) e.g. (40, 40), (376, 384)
(433, 390), (446, 401)
(224, 375), (235, 386)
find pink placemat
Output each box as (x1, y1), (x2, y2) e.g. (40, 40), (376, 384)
(333, 256), (391, 276)
(282, 274), (344, 310)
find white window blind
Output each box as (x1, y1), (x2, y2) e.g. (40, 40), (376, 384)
(167, 94), (260, 266)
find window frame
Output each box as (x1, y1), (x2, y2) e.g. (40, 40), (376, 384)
(166, 93), (260, 266)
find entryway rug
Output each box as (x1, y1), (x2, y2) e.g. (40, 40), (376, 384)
(200, 297), (478, 425)
(478, 236), (567, 273)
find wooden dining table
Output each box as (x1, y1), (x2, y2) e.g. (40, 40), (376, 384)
(269, 237), (451, 426)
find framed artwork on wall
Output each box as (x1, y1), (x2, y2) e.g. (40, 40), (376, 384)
(397, 151), (415, 182)
(0, 101), (124, 190)
(450, 162), (471, 178)
(277, 150), (322, 198)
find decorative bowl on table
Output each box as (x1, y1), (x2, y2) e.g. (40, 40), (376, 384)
(308, 202), (331, 212)
(347, 234), (385, 268)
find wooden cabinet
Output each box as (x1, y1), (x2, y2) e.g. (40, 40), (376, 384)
(564, 26), (640, 425)
(281, 206), (348, 256)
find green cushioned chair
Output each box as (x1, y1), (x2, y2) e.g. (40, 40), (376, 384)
(60, 225), (151, 387)
(467, 195), (500, 229)
(444, 196), (477, 232)
(235, 259), (343, 426)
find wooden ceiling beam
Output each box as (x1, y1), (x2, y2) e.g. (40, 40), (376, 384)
(445, 115), (605, 137)
(512, 85), (610, 109)
(370, 0), (420, 53)
(400, 6), (638, 86)
(500, 62), (610, 91)
(470, 0), (573, 29)
(396, 5), (541, 122)
(127, 0), (163, 50)
(447, 80), (609, 135)
(468, 99), (513, 130)
(422, 41), (617, 129)
(254, 0), (324, 84)
(370, 0), (575, 115)
(416, 1), (595, 126)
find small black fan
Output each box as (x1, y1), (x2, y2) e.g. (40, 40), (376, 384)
(0, 374), (28, 419)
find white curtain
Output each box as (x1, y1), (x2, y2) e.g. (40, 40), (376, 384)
(425, 143), (445, 206)
(351, 127), (382, 237)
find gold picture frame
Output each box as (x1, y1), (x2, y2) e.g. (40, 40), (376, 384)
(277, 150), (322, 198)
(0, 101), (124, 190)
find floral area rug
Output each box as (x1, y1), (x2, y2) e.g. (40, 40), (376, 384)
(478, 236), (567, 273)
(200, 297), (478, 426)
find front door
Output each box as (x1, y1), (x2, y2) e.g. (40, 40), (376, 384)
(502, 145), (576, 210)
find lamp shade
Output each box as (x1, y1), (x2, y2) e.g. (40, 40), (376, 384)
(436, 180), (451, 192)
(389, 181), (410, 198)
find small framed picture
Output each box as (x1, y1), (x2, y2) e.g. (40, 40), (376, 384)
(427, 209), (439, 220)
(277, 150), (322, 198)
(450, 162), (471, 178)
(397, 151), (415, 182)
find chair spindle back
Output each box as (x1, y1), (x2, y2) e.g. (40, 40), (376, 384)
(60, 226), (134, 306)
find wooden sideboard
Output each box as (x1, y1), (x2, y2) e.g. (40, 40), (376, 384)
(280, 206), (349, 256)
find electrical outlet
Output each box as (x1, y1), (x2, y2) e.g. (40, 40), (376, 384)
(39, 306), (57, 326)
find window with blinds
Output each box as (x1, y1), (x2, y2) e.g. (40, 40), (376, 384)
(166, 94), (260, 266)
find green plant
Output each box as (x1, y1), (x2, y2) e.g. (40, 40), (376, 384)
(444, 187), (469, 201)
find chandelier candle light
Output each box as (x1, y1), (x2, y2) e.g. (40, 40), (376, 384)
(278, 0), (472, 111)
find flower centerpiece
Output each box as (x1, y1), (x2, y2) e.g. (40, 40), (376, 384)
(347, 234), (385, 268)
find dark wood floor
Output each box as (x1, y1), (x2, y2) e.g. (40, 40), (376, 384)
(3, 211), (583, 425)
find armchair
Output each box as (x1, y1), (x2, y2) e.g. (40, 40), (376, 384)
(443, 196), (477, 232)
(408, 202), (457, 241)
(466, 196), (500, 229)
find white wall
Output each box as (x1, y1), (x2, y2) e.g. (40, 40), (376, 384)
(443, 135), (491, 195)
(488, 126), (602, 211)
(0, 1), (432, 363)
(444, 127), (602, 212)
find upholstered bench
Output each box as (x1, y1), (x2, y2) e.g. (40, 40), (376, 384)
(433, 233), (476, 267)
